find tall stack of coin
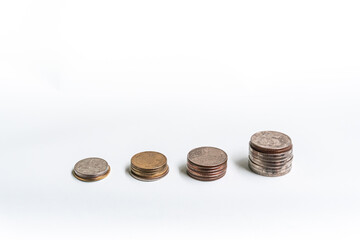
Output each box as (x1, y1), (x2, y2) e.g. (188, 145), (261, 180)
(130, 151), (169, 181)
(187, 147), (227, 181)
(248, 131), (293, 177)
(73, 157), (111, 182)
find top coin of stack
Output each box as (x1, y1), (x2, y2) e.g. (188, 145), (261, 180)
(130, 151), (169, 181)
(73, 157), (111, 182)
(248, 131), (293, 177)
(187, 147), (227, 181)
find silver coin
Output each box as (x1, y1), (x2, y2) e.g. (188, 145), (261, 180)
(249, 152), (293, 163)
(249, 162), (292, 177)
(187, 147), (227, 167)
(249, 155), (293, 168)
(74, 157), (110, 179)
(249, 157), (292, 170)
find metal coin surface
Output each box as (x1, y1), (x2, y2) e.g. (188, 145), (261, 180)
(131, 151), (167, 170)
(248, 131), (293, 177)
(250, 131), (292, 153)
(187, 167), (225, 177)
(130, 151), (169, 181)
(248, 162), (292, 177)
(249, 158), (292, 170)
(187, 170), (226, 181)
(249, 155), (292, 167)
(187, 147), (227, 167)
(130, 165), (169, 182)
(249, 147), (293, 160)
(73, 157), (110, 181)
(187, 162), (227, 173)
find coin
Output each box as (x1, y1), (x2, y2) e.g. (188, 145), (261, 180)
(187, 147), (227, 181)
(188, 147), (227, 167)
(248, 162), (292, 177)
(187, 170), (227, 181)
(250, 131), (292, 153)
(248, 131), (293, 177)
(73, 157), (110, 182)
(130, 151), (169, 181)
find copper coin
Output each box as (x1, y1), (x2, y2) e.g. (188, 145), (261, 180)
(73, 157), (110, 182)
(187, 170), (226, 181)
(186, 146), (227, 181)
(250, 131), (292, 153)
(187, 162), (227, 173)
(249, 146), (293, 160)
(187, 167), (225, 178)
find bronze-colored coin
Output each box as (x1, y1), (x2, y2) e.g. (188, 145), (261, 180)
(187, 147), (227, 167)
(131, 163), (168, 174)
(187, 170), (226, 181)
(130, 151), (169, 181)
(73, 157), (110, 182)
(187, 167), (225, 178)
(187, 162), (227, 173)
(130, 165), (169, 182)
(131, 151), (167, 170)
(250, 131), (292, 153)
(131, 166), (168, 177)
(73, 168), (111, 182)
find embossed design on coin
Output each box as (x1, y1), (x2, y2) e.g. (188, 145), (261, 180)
(187, 147), (227, 181)
(73, 157), (110, 182)
(250, 131), (292, 153)
(188, 147), (227, 167)
(130, 151), (169, 181)
(248, 131), (293, 177)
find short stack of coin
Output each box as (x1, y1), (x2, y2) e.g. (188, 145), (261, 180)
(187, 147), (227, 181)
(73, 157), (111, 182)
(130, 151), (169, 181)
(248, 131), (293, 177)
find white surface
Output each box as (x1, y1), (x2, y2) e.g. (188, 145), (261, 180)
(1, 1), (360, 239)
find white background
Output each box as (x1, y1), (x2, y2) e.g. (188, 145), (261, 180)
(1, 0), (359, 239)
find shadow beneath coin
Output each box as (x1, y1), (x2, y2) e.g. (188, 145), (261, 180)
(235, 157), (252, 173)
(125, 166), (131, 176)
(178, 164), (188, 177)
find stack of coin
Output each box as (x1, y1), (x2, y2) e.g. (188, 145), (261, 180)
(187, 147), (227, 181)
(130, 151), (169, 181)
(248, 131), (293, 177)
(73, 157), (111, 182)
